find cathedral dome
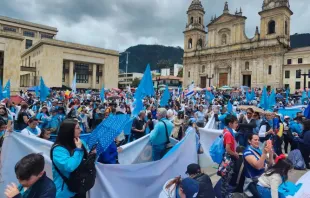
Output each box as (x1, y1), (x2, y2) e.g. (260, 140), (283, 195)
(187, 0), (205, 14)
(262, 0), (290, 11)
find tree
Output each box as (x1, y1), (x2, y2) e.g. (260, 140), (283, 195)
(177, 68), (183, 77)
(131, 77), (141, 88)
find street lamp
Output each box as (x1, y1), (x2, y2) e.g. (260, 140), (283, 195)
(120, 51), (130, 88)
(206, 74), (214, 87)
(297, 69), (310, 90)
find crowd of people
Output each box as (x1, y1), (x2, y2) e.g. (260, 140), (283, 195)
(0, 87), (309, 198)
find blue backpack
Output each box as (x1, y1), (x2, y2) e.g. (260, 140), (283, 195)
(209, 133), (227, 164)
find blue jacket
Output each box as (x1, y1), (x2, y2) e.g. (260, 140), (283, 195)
(150, 118), (174, 145)
(98, 142), (118, 164)
(14, 172), (56, 198)
(297, 130), (310, 149)
(51, 145), (85, 198)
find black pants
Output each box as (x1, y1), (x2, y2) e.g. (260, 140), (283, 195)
(300, 146), (310, 168)
(283, 134), (291, 153)
(248, 182), (260, 198)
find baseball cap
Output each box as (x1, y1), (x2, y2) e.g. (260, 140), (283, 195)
(284, 116), (290, 119)
(185, 163), (201, 175)
(181, 178), (199, 198)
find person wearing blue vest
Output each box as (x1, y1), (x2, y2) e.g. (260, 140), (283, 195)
(150, 108), (174, 161)
(50, 120), (91, 198)
(20, 117), (41, 137)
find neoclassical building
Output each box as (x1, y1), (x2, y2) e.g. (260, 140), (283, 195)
(183, 0), (293, 90)
(0, 16), (119, 93)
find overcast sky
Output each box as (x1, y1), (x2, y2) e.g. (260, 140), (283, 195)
(1, 0), (309, 52)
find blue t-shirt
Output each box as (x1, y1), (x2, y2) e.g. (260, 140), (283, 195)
(243, 147), (265, 178)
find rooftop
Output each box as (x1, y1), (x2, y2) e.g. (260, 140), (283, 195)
(0, 15), (58, 32)
(286, 46), (310, 53)
(21, 38), (119, 57)
(152, 75), (182, 81)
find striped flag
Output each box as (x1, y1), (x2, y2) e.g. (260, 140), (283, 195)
(71, 73), (77, 93)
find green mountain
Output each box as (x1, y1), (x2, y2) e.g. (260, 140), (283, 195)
(119, 45), (184, 73)
(291, 33), (310, 48)
(119, 34), (310, 73)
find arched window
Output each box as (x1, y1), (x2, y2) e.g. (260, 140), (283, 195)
(221, 34), (227, 45)
(191, 17), (193, 24)
(268, 20), (276, 34)
(199, 17), (202, 24)
(285, 21), (288, 35)
(245, 61), (249, 70)
(202, 65), (206, 73)
(188, 38), (193, 49)
(197, 39), (203, 48)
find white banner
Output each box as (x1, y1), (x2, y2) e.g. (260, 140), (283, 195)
(0, 131), (197, 198)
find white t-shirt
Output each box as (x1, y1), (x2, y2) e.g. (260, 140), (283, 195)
(21, 126), (41, 136)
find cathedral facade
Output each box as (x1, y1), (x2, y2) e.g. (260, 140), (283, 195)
(183, 0), (292, 90)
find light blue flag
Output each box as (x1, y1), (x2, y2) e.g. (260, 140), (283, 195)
(227, 100), (233, 113)
(3, 80), (10, 99)
(286, 89), (290, 104)
(268, 89), (276, 109)
(39, 77), (49, 102)
(100, 86), (105, 102)
(251, 88), (255, 100)
(205, 90), (214, 103)
(302, 91), (307, 104)
(71, 73), (77, 93)
(87, 114), (131, 155)
(160, 85), (170, 107)
(261, 86), (269, 110)
(246, 91), (251, 102)
(0, 80), (3, 101)
(132, 89), (144, 117)
(137, 64), (155, 97)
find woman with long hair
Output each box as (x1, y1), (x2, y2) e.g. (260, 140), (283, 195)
(36, 106), (50, 129)
(237, 108), (256, 147)
(243, 134), (274, 197)
(50, 120), (89, 198)
(172, 111), (184, 140)
(296, 119), (310, 169)
(16, 103), (31, 131)
(257, 157), (293, 198)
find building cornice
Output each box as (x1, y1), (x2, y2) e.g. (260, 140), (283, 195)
(0, 15), (58, 32)
(21, 39), (119, 57)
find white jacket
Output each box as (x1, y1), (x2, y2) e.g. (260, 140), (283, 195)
(158, 179), (177, 198)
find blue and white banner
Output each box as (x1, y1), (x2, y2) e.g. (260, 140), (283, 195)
(1, 131), (197, 198)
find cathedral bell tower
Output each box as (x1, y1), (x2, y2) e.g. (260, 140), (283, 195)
(259, 0), (293, 46)
(184, 0), (207, 52)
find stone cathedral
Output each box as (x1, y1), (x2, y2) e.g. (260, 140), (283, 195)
(183, 0), (292, 89)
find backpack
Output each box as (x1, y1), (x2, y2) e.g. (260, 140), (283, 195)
(50, 145), (97, 194)
(209, 132), (227, 164)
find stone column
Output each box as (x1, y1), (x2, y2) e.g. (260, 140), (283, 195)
(69, 61), (74, 86)
(92, 64), (96, 89)
(101, 64), (105, 88)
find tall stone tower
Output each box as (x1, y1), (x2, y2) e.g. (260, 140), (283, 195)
(259, 0), (293, 46)
(183, 0), (207, 52)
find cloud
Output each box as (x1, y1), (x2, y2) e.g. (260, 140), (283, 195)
(0, 0), (309, 51)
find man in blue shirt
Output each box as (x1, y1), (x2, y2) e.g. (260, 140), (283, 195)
(150, 108), (174, 161)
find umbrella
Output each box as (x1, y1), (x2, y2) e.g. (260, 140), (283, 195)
(218, 86), (232, 91)
(9, 95), (25, 105)
(238, 105), (266, 114)
(194, 87), (203, 91)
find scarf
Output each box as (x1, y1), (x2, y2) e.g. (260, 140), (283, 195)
(225, 127), (236, 139)
(249, 145), (262, 156)
(26, 126), (38, 135)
